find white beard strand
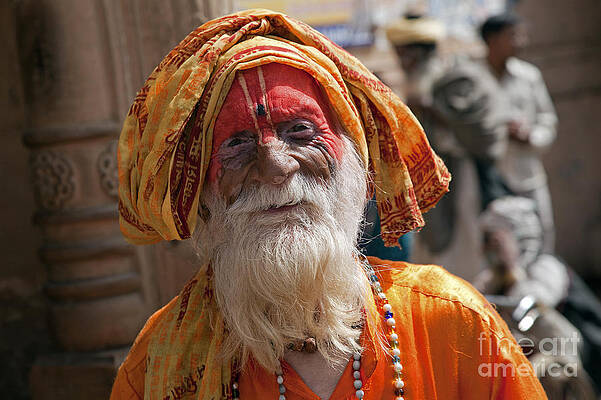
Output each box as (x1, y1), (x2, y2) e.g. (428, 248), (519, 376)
(195, 137), (370, 372)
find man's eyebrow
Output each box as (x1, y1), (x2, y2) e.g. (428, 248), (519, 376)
(269, 100), (324, 115)
(227, 130), (255, 138)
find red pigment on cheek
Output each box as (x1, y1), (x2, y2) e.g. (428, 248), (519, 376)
(316, 132), (344, 160)
(206, 74), (255, 184)
(206, 158), (222, 185)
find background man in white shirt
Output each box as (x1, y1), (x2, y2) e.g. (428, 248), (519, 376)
(480, 13), (558, 253)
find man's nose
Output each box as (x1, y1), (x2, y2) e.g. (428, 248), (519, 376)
(252, 142), (300, 185)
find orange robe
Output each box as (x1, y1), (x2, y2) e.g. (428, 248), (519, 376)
(111, 258), (547, 399)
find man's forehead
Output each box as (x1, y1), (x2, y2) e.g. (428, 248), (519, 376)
(236, 63), (323, 102)
(213, 63), (333, 143)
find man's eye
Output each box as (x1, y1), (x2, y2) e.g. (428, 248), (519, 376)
(289, 123), (309, 133)
(279, 121), (315, 142)
(227, 138), (245, 147)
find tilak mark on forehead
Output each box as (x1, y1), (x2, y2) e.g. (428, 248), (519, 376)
(235, 65), (280, 144)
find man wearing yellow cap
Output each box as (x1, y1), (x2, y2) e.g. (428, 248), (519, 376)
(111, 10), (546, 400)
(385, 14), (485, 281)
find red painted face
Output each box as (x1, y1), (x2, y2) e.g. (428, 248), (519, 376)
(206, 63), (345, 203)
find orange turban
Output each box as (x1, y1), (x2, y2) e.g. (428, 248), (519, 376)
(118, 9), (450, 247)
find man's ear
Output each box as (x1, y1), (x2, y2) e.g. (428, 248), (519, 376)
(198, 203), (211, 223)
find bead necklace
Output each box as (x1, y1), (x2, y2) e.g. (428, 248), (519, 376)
(231, 263), (406, 399)
(367, 263), (406, 400)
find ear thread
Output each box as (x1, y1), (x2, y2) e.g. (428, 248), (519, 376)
(366, 159), (376, 201)
(198, 203), (211, 223)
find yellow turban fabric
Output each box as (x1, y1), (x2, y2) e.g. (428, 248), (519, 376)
(118, 9), (450, 247)
(385, 16), (445, 46)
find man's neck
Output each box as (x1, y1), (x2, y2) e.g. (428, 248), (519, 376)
(486, 53), (508, 79)
(283, 349), (349, 399)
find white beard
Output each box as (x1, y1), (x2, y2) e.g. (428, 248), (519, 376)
(194, 137), (370, 372)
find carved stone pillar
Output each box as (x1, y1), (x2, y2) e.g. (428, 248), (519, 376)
(14, 1), (232, 398)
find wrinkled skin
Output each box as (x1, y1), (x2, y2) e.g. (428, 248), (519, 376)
(206, 63), (345, 205)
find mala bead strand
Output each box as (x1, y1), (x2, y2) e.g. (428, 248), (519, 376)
(232, 381), (240, 400)
(367, 265), (406, 400)
(276, 367), (286, 400)
(352, 352), (364, 399)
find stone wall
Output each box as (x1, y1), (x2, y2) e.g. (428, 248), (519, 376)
(516, 0), (601, 275)
(1, 1), (230, 398)
(0, 3), (53, 398)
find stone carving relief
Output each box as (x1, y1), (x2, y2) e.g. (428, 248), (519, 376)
(98, 140), (118, 198)
(31, 151), (75, 211)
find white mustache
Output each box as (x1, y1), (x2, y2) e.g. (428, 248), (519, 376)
(225, 175), (323, 215)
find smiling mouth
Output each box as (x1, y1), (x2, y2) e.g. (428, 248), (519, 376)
(264, 202), (303, 213)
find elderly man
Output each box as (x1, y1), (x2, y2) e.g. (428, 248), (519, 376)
(111, 10), (546, 399)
